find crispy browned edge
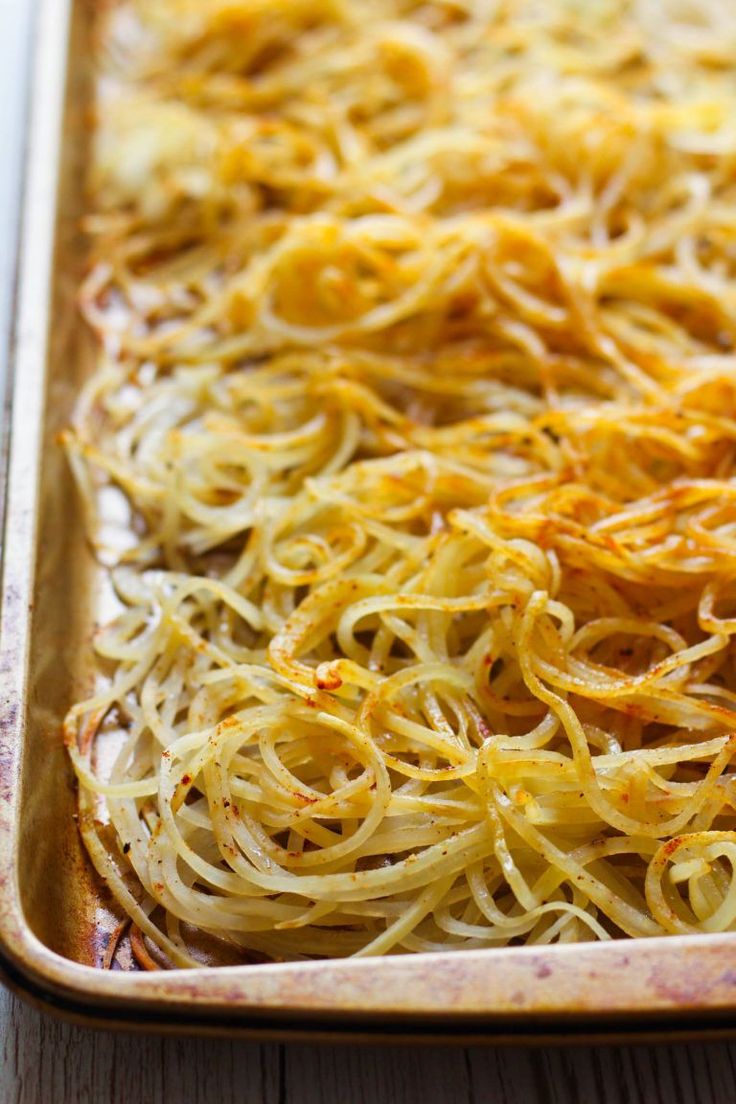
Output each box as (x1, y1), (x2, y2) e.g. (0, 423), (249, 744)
(1, 0), (736, 1042)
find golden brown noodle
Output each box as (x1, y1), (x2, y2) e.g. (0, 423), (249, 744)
(65, 0), (736, 965)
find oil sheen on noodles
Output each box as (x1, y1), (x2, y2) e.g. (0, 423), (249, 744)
(64, 0), (736, 968)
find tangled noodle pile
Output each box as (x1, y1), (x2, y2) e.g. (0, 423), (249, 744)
(64, 0), (736, 965)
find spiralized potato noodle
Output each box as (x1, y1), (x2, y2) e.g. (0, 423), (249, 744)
(65, 0), (736, 966)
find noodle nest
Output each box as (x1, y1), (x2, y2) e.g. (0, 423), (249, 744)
(65, 0), (736, 966)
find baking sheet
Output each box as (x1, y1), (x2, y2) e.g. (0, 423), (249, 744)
(2, 0), (736, 1040)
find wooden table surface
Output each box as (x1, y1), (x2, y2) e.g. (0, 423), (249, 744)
(1, 3), (736, 1101)
(3, 986), (736, 1104)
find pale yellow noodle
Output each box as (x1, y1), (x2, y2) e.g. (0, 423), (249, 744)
(64, 0), (736, 965)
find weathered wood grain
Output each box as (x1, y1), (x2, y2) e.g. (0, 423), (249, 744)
(2, 986), (736, 1104)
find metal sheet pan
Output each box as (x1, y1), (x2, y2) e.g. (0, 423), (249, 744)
(3, 0), (736, 1042)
